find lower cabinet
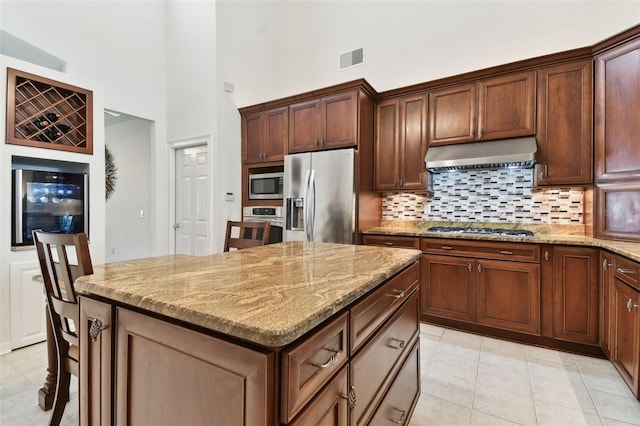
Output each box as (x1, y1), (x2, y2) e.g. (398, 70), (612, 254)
(80, 261), (421, 424)
(421, 254), (475, 323)
(610, 254), (640, 399)
(600, 251), (614, 356)
(544, 246), (600, 345)
(9, 261), (47, 350)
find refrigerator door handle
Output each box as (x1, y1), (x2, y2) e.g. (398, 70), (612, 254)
(303, 169), (311, 241)
(309, 169), (316, 242)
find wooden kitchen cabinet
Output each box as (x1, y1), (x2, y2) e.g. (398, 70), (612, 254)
(421, 238), (540, 335)
(610, 275), (640, 399)
(428, 70), (536, 146)
(290, 366), (349, 426)
(595, 37), (640, 182)
(374, 94), (429, 191)
(362, 234), (420, 250)
(242, 106), (288, 164)
(422, 254), (476, 323)
(289, 91), (358, 153)
(535, 60), (593, 186)
(114, 307), (273, 425)
(596, 181), (640, 242)
(549, 246), (599, 345)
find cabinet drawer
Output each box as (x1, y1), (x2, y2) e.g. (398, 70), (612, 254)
(350, 262), (419, 353)
(421, 238), (540, 262)
(614, 255), (640, 291)
(281, 312), (349, 423)
(362, 235), (420, 249)
(351, 291), (419, 425)
(368, 341), (419, 426)
(290, 366), (349, 426)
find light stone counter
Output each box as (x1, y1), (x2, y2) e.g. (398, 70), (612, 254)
(75, 241), (421, 347)
(363, 221), (640, 263)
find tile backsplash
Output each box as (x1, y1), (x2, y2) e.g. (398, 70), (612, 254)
(382, 168), (583, 224)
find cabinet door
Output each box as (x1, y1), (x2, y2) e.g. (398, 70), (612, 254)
(290, 366), (349, 426)
(476, 259), (540, 335)
(399, 94), (428, 189)
(428, 82), (477, 146)
(536, 60), (593, 185)
(421, 254), (475, 323)
(242, 111), (265, 163)
(478, 70), (536, 141)
(552, 247), (599, 345)
(374, 98), (400, 191)
(289, 99), (321, 153)
(321, 91), (357, 149)
(79, 297), (113, 426)
(595, 38), (640, 182)
(9, 262), (47, 349)
(362, 234), (420, 249)
(611, 278), (640, 398)
(596, 181), (640, 241)
(115, 307), (273, 425)
(600, 251), (614, 356)
(263, 106), (288, 161)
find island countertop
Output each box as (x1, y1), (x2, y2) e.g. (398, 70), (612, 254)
(75, 241), (421, 347)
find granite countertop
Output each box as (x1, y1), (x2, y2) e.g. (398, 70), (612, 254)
(363, 221), (640, 262)
(75, 241), (421, 348)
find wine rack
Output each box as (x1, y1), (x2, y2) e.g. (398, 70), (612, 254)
(6, 68), (93, 154)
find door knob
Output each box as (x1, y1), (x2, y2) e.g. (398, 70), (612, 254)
(173, 223), (181, 229)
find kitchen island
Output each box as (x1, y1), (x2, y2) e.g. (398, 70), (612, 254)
(75, 241), (421, 425)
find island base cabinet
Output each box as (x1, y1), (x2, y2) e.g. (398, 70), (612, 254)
(368, 341), (419, 426)
(114, 307), (273, 425)
(611, 278), (640, 399)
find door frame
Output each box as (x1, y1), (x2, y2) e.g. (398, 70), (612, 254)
(167, 135), (215, 255)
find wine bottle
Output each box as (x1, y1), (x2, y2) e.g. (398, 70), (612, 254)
(43, 127), (63, 141)
(45, 112), (60, 123)
(55, 124), (74, 133)
(32, 116), (50, 129)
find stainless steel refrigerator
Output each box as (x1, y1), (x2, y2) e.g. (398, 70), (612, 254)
(284, 148), (357, 243)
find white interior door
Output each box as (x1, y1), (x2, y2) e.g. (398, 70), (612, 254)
(175, 144), (210, 255)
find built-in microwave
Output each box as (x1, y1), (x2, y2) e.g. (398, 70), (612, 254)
(249, 172), (284, 200)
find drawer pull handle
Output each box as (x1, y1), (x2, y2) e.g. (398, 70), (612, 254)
(388, 338), (406, 350)
(627, 299), (639, 312)
(478, 264), (482, 273)
(311, 347), (340, 369)
(500, 250), (513, 255)
(388, 289), (405, 299)
(341, 385), (356, 411)
(441, 246), (453, 250)
(603, 259), (610, 270)
(89, 318), (108, 343)
(544, 251), (550, 261)
(390, 407), (406, 424)
(384, 242), (394, 246)
(468, 263), (472, 272)
(617, 268), (636, 275)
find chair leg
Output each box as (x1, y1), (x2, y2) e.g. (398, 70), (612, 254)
(48, 369), (70, 426)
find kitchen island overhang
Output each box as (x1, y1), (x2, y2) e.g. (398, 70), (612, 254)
(76, 241), (422, 425)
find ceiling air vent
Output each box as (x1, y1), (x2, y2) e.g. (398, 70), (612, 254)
(339, 48), (364, 70)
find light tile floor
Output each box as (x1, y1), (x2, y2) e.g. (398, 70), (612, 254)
(1, 324), (639, 425)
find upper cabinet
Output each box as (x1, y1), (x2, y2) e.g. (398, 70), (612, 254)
(428, 70), (536, 146)
(535, 59), (593, 186)
(289, 91), (358, 153)
(6, 68), (93, 155)
(374, 94), (429, 191)
(595, 37), (640, 182)
(242, 106), (288, 164)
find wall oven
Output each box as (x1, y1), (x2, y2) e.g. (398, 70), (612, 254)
(249, 172), (283, 200)
(242, 206), (283, 244)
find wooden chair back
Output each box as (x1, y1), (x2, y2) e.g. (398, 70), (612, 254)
(33, 231), (93, 381)
(223, 221), (271, 252)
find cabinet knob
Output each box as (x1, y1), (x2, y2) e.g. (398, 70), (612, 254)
(89, 318), (108, 343)
(603, 259), (610, 270)
(544, 251), (550, 261)
(399, 179), (404, 187)
(468, 263), (472, 272)
(341, 386), (356, 411)
(477, 263), (482, 272)
(627, 298), (639, 312)
(390, 407), (407, 424)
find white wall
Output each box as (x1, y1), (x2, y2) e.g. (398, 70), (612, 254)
(105, 118), (153, 262)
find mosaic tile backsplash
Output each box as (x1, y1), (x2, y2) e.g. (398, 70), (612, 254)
(382, 168), (584, 224)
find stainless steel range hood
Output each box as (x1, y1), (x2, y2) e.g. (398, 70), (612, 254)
(424, 136), (537, 172)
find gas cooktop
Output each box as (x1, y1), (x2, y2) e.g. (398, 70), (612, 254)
(427, 226), (535, 237)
